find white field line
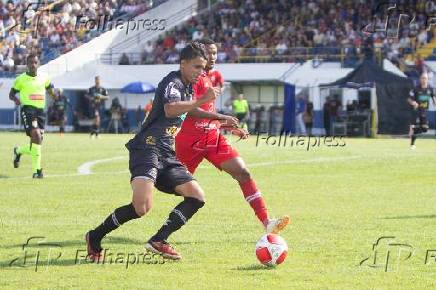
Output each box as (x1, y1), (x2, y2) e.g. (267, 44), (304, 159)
(1, 155), (361, 180)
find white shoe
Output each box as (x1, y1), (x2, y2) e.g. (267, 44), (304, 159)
(410, 145), (416, 150)
(266, 215), (290, 234)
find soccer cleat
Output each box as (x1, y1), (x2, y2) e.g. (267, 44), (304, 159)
(32, 169), (44, 179)
(410, 145), (416, 150)
(85, 231), (103, 262)
(13, 147), (21, 168)
(266, 215), (290, 234)
(145, 240), (182, 260)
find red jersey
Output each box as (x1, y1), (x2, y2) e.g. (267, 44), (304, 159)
(180, 70), (224, 134)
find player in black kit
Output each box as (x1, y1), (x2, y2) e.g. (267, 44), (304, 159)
(85, 42), (218, 261)
(408, 72), (435, 149)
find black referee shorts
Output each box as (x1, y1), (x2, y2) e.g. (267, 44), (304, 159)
(21, 105), (45, 136)
(126, 140), (194, 195)
(411, 110), (429, 128)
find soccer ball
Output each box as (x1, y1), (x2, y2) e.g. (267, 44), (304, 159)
(255, 233), (288, 266)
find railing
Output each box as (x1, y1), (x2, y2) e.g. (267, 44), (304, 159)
(98, 46), (371, 67)
(107, 3), (198, 55)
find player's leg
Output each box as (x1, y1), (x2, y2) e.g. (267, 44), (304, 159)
(218, 154), (289, 234)
(95, 113), (101, 137)
(29, 127), (43, 178)
(146, 166), (204, 260)
(175, 134), (206, 174)
(14, 107), (34, 168)
(59, 111), (66, 134)
(86, 178), (152, 261)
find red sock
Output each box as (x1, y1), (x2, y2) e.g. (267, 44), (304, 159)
(239, 179), (269, 225)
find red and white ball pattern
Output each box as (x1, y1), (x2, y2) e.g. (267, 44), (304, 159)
(255, 233), (288, 266)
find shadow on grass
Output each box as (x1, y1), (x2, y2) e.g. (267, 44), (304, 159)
(233, 264), (276, 271)
(0, 174), (10, 179)
(2, 236), (143, 249)
(383, 215), (436, 219)
(173, 240), (251, 246)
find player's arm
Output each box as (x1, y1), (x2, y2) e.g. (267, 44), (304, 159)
(407, 90), (418, 109)
(99, 88), (109, 100)
(9, 88), (20, 105)
(164, 86), (217, 118)
(231, 127), (249, 140)
(188, 108), (238, 127)
(10, 76), (21, 105)
(46, 83), (55, 98)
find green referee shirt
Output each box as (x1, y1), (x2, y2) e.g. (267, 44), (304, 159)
(13, 72), (51, 109)
(232, 99), (249, 114)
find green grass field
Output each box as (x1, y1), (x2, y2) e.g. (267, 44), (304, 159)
(1, 132), (436, 289)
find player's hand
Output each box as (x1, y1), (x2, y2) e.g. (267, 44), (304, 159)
(412, 101), (419, 110)
(203, 87), (219, 103)
(231, 127), (249, 140)
(220, 115), (238, 128)
(13, 98), (20, 106)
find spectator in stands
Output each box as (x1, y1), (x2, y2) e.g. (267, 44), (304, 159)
(323, 97), (332, 136)
(304, 100), (314, 136)
(108, 97), (123, 134)
(295, 94), (307, 135)
(119, 53), (130, 65)
(0, 0), (162, 72)
(135, 105), (143, 130)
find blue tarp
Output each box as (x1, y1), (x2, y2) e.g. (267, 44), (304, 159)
(121, 82), (156, 94)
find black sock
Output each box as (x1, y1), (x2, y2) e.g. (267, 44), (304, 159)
(91, 203), (140, 249)
(411, 135), (417, 145)
(150, 197), (205, 242)
(60, 126), (65, 133)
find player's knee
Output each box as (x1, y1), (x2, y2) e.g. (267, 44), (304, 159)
(31, 130), (42, 144)
(190, 187), (206, 202)
(233, 167), (251, 182)
(132, 200), (152, 217)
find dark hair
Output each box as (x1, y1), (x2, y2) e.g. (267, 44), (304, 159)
(198, 38), (215, 46)
(180, 42), (207, 62)
(27, 54), (38, 62)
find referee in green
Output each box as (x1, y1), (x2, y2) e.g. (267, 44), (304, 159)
(9, 54), (56, 178)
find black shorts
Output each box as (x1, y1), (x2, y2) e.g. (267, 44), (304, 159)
(21, 105), (45, 136)
(236, 112), (247, 122)
(126, 141), (194, 195)
(411, 110), (428, 128)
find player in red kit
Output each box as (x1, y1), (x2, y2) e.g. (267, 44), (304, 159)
(176, 39), (290, 233)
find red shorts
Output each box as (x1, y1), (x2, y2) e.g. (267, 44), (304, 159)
(175, 130), (239, 174)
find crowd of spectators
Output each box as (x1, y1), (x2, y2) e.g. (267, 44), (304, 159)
(134, 0), (436, 66)
(0, 0), (163, 73)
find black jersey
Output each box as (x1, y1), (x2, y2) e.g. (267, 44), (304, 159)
(129, 71), (193, 153)
(53, 95), (69, 111)
(409, 85), (434, 111)
(88, 86), (108, 109)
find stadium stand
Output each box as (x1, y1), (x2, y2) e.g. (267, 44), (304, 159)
(110, 0), (436, 67)
(0, 0), (168, 74)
